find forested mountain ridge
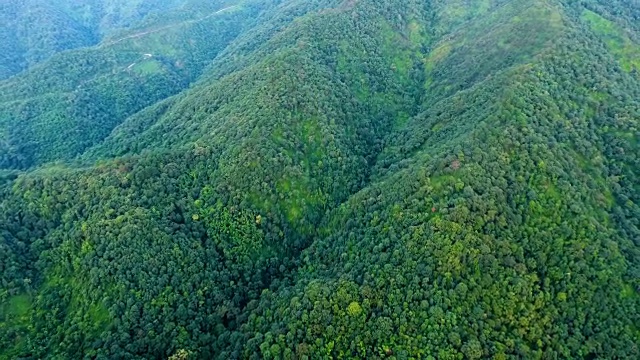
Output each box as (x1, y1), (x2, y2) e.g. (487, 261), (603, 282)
(0, 0), (639, 359)
(0, 0), (207, 79)
(0, 0), (272, 170)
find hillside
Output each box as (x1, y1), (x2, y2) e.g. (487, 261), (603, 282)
(0, 0), (639, 359)
(0, 0), (269, 170)
(0, 0), (198, 79)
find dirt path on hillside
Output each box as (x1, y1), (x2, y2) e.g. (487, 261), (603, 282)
(102, 5), (238, 47)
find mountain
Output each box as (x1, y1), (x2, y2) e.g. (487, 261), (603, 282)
(0, 0), (639, 359)
(0, 0), (198, 80)
(0, 0), (269, 169)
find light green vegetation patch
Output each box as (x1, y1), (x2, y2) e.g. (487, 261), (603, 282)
(435, 0), (493, 33)
(582, 9), (640, 72)
(3, 294), (31, 317)
(380, 21), (413, 82)
(130, 34), (180, 56)
(408, 20), (427, 46)
(621, 284), (638, 299)
(133, 59), (164, 75)
(0, 294), (32, 360)
(424, 0), (563, 96)
(267, 118), (329, 226)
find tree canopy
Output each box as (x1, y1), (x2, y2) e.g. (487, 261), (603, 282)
(0, 0), (639, 359)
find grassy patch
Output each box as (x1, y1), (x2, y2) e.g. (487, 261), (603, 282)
(621, 284), (638, 299)
(582, 9), (640, 72)
(276, 175), (326, 224)
(544, 182), (561, 202)
(380, 21), (414, 83)
(408, 20), (427, 46)
(613, 130), (637, 146)
(4, 294), (31, 317)
(436, 0), (493, 32)
(87, 302), (111, 329)
(133, 60), (163, 75)
(0, 294), (32, 360)
(395, 111), (410, 128)
(423, 42), (452, 88)
(424, 0), (563, 98)
(260, 118), (329, 229)
(430, 174), (456, 191)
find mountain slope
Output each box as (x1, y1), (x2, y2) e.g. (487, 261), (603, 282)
(240, 19), (640, 360)
(0, 0), (195, 79)
(0, 0), (639, 359)
(0, 1), (267, 170)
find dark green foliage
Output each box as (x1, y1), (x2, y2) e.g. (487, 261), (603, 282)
(0, 0), (639, 359)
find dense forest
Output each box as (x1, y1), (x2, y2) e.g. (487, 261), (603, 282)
(0, 0), (639, 359)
